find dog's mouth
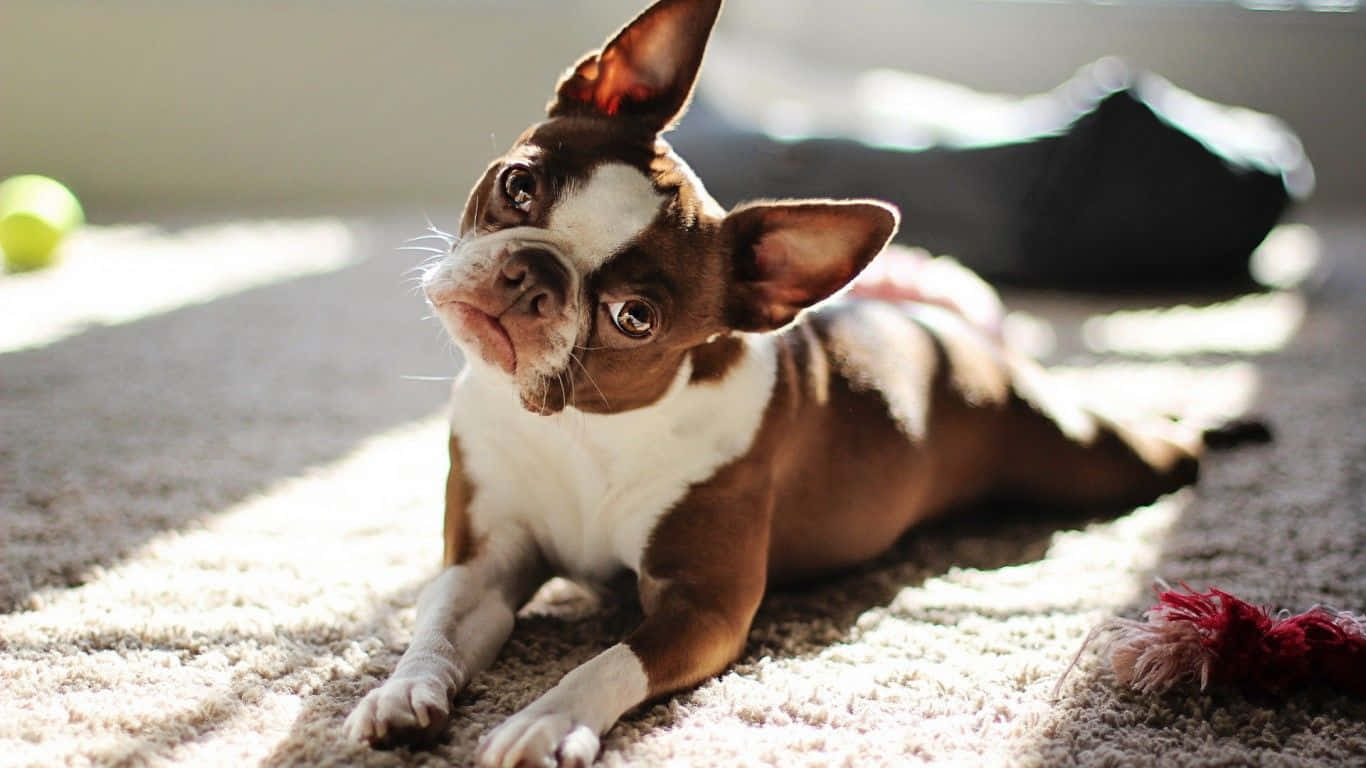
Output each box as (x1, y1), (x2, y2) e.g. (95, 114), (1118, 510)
(440, 301), (517, 374)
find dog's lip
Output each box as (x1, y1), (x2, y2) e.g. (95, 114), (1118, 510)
(439, 300), (517, 374)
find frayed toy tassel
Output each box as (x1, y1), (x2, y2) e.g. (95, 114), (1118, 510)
(1055, 583), (1366, 698)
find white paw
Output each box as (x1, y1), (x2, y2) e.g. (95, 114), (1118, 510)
(345, 675), (453, 746)
(476, 710), (600, 768)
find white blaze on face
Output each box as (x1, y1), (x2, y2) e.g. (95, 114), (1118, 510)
(547, 163), (665, 274)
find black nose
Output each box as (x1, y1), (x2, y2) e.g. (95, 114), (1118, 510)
(496, 248), (569, 319)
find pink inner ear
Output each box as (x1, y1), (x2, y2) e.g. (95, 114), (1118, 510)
(594, 73), (657, 116)
(751, 232), (787, 276)
(564, 2), (700, 119)
(754, 229), (857, 302)
(753, 232), (846, 306)
(565, 52), (660, 117)
(550, 0), (723, 128)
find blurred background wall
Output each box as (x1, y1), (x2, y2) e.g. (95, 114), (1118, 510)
(2, 0), (1361, 220)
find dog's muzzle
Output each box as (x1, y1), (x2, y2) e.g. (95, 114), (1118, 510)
(494, 247), (571, 321)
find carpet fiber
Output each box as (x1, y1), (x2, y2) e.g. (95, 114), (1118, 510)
(2, 214), (1363, 767)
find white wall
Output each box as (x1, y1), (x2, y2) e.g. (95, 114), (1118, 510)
(1, 0), (1361, 219)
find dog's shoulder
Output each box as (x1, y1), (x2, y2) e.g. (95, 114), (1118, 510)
(776, 298), (1011, 439)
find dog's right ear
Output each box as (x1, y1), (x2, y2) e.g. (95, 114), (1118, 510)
(548, 0), (723, 133)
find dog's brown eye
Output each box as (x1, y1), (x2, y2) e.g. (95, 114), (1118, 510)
(607, 300), (656, 338)
(501, 166), (536, 211)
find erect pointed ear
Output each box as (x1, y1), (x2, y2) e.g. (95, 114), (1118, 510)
(723, 200), (900, 331)
(548, 0), (723, 133)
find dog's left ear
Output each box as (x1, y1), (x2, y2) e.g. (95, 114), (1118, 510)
(723, 200), (900, 332)
(549, 0), (723, 133)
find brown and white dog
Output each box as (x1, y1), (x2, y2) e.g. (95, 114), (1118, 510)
(344, 1), (1233, 764)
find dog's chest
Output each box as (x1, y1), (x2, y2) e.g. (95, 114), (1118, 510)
(449, 339), (777, 580)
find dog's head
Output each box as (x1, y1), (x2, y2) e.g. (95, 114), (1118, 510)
(423, 0), (898, 414)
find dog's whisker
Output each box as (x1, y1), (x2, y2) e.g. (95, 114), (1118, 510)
(409, 259), (443, 277)
(423, 207), (453, 230)
(432, 324), (454, 348)
(430, 231), (459, 248)
(421, 210), (449, 236)
(568, 352), (610, 408)
(419, 211), (461, 254)
(404, 233), (456, 245)
(404, 264), (440, 279)
(398, 245), (447, 255)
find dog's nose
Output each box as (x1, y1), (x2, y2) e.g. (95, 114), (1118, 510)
(496, 248), (569, 319)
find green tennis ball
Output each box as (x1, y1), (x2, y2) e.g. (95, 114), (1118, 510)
(0, 175), (85, 273)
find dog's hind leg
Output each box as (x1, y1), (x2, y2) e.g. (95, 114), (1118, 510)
(989, 356), (1206, 512)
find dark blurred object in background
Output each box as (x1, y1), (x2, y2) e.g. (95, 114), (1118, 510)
(672, 58), (1313, 290)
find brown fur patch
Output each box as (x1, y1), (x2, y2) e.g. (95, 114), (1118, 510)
(629, 430), (776, 696)
(442, 433), (475, 566)
(688, 334), (745, 383)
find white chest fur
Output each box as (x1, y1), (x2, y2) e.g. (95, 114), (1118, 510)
(449, 336), (777, 581)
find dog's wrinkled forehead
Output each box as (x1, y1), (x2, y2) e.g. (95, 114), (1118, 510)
(464, 118), (704, 276)
(547, 162), (664, 274)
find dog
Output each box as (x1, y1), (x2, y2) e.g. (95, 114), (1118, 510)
(344, 1), (1254, 764)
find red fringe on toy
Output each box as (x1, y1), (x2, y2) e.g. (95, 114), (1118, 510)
(1066, 584), (1366, 697)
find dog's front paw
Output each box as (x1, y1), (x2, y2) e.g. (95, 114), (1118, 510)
(345, 675), (453, 747)
(476, 711), (600, 768)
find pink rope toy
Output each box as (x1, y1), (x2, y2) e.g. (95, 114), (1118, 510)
(1057, 583), (1366, 697)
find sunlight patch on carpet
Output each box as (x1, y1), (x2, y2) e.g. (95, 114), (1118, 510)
(0, 413), (448, 765)
(1050, 360), (1262, 424)
(0, 219), (358, 354)
(1082, 291), (1304, 357)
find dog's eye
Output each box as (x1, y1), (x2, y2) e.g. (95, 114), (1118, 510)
(501, 166), (536, 211)
(607, 300), (656, 339)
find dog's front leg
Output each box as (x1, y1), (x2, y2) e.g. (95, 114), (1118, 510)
(474, 584), (764, 768)
(476, 481), (771, 768)
(346, 533), (545, 746)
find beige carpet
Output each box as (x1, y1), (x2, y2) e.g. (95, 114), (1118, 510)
(2, 214), (1363, 767)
